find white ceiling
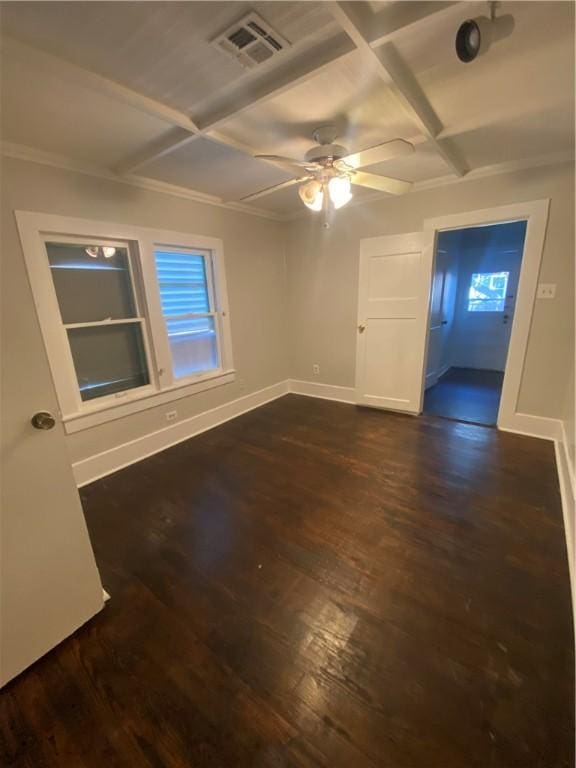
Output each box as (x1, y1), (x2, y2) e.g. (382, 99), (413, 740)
(1, 1), (574, 217)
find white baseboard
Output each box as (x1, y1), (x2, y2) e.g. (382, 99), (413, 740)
(425, 371), (438, 389)
(425, 363), (451, 390)
(555, 422), (575, 612)
(289, 379), (356, 404)
(498, 412), (562, 441)
(73, 380), (290, 487)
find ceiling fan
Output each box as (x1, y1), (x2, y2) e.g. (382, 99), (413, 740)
(242, 126), (414, 213)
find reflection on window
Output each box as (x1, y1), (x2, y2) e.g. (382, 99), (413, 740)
(467, 271), (509, 312)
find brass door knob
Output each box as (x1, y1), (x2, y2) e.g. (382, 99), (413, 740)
(31, 411), (56, 430)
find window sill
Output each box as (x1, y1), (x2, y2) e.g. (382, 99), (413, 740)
(63, 370), (236, 434)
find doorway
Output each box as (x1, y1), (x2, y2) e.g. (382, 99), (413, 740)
(355, 200), (549, 433)
(423, 221), (527, 426)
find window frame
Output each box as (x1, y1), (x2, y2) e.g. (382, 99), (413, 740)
(16, 212), (235, 434)
(142, 243), (231, 391)
(466, 270), (510, 314)
(43, 234), (157, 411)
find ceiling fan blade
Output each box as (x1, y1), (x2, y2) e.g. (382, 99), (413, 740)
(255, 154), (319, 175)
(350, 171), (412, 196)
(239, 177), (309, 203)
(337, 139), (414, 170)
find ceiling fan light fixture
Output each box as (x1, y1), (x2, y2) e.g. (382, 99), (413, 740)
(299, 179), (323, 211)
(328, 176), (353, 209)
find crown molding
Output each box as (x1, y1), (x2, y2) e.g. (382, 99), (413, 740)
(3, 141), (572, 226)
(1, 142), (288, 223)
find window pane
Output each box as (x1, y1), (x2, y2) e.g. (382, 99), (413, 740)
(67, 323), (149, 401)
(154, 248), (219, 379)
(154, 250), (210, 315)
(46, 242), (136, 324)
(166, 316), (218, 379)
(467, 271), (509, 312)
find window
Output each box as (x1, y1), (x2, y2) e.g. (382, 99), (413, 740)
(154, 248), (219, 380)
(18, 213), (234, 431)
(46, 241), (151, 402)
(467, 271), (509, 312)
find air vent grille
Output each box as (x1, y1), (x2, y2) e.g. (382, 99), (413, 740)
(213, 11), (290, 69)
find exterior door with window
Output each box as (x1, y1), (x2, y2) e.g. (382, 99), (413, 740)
(454, 255), (523, 371)
(355, 231), (434, 412)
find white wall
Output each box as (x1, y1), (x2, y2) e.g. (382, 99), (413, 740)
(2, 157), (289, 465)
(3, 158), (574, 468)
(286, 162), (575, 420)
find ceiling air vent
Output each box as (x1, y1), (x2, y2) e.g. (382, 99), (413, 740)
(213, 12), (290, 69)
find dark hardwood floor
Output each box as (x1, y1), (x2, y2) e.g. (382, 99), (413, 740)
(1, 395), (573, 768)
(424, 367), (505, 426)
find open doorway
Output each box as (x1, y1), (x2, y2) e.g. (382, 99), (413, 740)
(423, 220), (527, 426)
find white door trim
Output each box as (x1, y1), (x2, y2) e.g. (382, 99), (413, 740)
(423, 199), (550, 431)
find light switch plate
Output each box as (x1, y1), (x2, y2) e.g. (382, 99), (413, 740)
(537, 283), (556, 299)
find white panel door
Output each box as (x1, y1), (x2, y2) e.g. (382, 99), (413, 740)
(1, 231), (104, 686)
(355, 232), (434, 413)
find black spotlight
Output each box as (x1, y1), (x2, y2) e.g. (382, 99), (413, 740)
(456, 19), (483, 63)
(455, 11), (515, 63)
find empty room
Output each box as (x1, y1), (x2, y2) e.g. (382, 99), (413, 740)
(0, 2), (574, 767)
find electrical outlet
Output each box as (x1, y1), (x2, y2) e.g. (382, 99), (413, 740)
(313, 364), (320, 375)
(537, 283), (556, 299)
(166, 410), (177, 422)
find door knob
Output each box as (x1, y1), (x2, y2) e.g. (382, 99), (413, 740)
(358, 324), (366, 333)
(31, 411), (56, 430)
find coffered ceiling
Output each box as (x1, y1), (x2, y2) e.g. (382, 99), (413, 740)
(1, 1), (574, 218)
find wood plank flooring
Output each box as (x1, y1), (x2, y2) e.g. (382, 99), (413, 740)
(1, 395), (573, 767)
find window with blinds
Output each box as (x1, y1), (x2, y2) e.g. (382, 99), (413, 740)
(154, 248), (219, 380)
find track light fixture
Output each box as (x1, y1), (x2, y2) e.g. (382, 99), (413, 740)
(456, 1), (515, 63)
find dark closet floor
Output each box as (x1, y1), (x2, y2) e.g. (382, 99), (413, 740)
(1, 395), (573, 767)
(424, 367), (505, 426)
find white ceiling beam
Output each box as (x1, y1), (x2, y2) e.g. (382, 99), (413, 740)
(115, 33), (357, 174)
(196, 33), (356, 132)
(2, 36), (200, 134)
(3, 35), (266, 175)
(115, 128), (195, 175)
(329, 2), (468, 177)
(367, 2), (462, 49)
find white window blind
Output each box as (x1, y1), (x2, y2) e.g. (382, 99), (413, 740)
(154, 249), (219, 380)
